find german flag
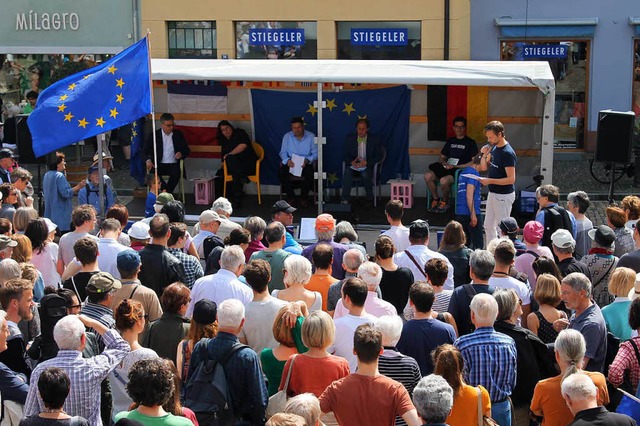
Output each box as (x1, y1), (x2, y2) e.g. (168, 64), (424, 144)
(427, 86), (489, 144)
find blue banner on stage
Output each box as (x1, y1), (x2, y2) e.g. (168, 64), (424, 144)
(249, 29), (305, 45)
(522, 44), (568, 59)
(251, 86), (411, 187)
(351, 28), (408, 46)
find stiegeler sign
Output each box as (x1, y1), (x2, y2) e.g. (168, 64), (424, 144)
(522, 44), (568, 59)
(350, 28), (408, 46)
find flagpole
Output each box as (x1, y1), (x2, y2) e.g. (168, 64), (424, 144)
(145, 31), (159, 192)
(97, 134), (105, 218)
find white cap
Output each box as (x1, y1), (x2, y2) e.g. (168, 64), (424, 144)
(127, 221), (151, 240)
(551, 229), (575, 249)
(43, 217), (57, 233)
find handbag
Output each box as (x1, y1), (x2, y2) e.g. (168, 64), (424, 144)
(476, 387), (500, 426)
(266, 354), (297, 418)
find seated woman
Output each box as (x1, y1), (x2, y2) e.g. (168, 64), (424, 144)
(215, 120), (257, 208)
(273, 255), (322, 313)
(19, 367), (89, 425)
(115, 358), (192, 425)
(608, 297), (640, 392)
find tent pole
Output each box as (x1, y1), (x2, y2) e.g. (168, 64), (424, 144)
(316, 82), (324, 215)
(540, 88), (555, 185)
(97, 134), (105, 219)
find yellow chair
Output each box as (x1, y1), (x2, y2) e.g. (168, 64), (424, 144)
(223, 141), (264, 204)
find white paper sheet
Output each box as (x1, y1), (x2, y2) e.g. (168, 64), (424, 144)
(290, 154), (305, 177)
(299, 217), (317, 240)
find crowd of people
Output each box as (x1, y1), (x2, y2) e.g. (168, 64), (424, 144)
(2, 133), (640, 426)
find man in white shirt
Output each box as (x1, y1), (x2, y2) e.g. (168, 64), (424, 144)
(97, 218), (129, 279)
(187, 245), (252, 317)
(329, 277), (376, 372)
(333, 262), (397, 319)
(191, 210), (223, 259)
(488, 239), (532, 328)
(144, 113), (190, 194)
(58, 205), (98, 270)
(381, 200), (410, 253)
(394, 220), (455, 290)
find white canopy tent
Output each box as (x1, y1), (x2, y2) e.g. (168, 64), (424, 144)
(150, 59), (556, 213)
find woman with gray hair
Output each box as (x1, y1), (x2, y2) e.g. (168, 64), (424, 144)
(493, 288), (554, 421)
(376, 315), (421, 426)
(412, 374), (454, 426)
(243, 216), (267, 260)
(273, 255), (322, 312)
(333, 220), (367, 257)
(530, 329), (609, 425)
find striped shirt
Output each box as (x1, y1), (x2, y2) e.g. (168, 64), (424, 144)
(168, 248), (204, 289)
(455, 327), (517, 402)
(432, 290), (453, 313)
(24, 329), (130, 426)
(378, 348), (422, 426)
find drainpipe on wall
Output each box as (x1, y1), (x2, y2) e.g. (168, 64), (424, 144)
(132, 0), (140, 42)
(443, 0), (450, 60)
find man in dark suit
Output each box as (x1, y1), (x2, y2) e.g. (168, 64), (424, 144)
(144, 113), (190, 194)
(341, 118), (382, 207)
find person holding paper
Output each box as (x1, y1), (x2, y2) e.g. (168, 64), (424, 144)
(341, 118), (382, 208)
(424, 116), (478, 213)
(278, 116), (317, 208)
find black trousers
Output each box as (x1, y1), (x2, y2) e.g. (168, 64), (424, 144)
(157, 162), (181, 194)
(279, 163), (314, 197)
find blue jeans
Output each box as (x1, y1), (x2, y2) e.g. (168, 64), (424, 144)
(341, 166), (373, 201)
(491, 399), (512, 426)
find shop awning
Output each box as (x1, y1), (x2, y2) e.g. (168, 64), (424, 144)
(630, 17), (640, 36)
(151, 59), (555, 94)
(494, 17), (599, 38)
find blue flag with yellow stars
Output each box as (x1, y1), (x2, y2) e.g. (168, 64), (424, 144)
(251, 85), (411, 186)
(28, 37), (152, 158)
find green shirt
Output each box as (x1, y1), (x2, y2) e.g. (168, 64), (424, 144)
(115, 409), (193, 426)
(250, 249), (290, 291)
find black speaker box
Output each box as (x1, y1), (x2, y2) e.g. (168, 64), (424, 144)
(595, 110), (635, 165)
(15, 115), (46, 164)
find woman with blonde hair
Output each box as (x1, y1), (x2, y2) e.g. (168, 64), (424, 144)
(432, 344), (491, 426)
(12, 207), (38, 235)
(273, 255), (322, 312)
(601, 267), (636, 339)
(12, 234), (45, 302)
(526, 274), (567, 344)
(176, 299), (217, 384)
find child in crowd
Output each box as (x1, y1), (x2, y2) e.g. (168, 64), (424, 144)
(145, 172), (160, 218)
(455, 154), (483, 249)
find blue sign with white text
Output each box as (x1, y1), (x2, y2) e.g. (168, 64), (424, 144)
(351, 28), (408, 46)
(249, 29), (305, 46)
(522, 44), (568, 59)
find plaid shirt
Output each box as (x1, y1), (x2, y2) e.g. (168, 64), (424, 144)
(455, 326), (517, 402)
(168, 248), (204, 288)
(608, 336), (640, 390)
(24, 329), (130, 426)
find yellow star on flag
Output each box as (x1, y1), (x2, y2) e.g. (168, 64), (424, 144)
(132, 121), (138, 128)
(115, 93), (124, 104)
(115, 78), (125, 89)
(328, 172), (338, 185)
(57, 104), (67, 113)
(306, 103), (318, 117)
(68, 83), (77, 91)
(132, 130), (138, 137)
(326, 98), (337, 112)
(59, 94), (68, 101)
(83, 74), (92, 80)
(64, 112), (74, 122)
(96, 117), (106, 128)
(109, 108), (119, 119)
(107, 65), (118, 75)
(77, 118), (89, 129)
(342, 102), (356, 116)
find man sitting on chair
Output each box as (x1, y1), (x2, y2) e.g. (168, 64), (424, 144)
(341, 118), (382, 208)
(278, 116), (317, 208)
(144, 113), (190, 195)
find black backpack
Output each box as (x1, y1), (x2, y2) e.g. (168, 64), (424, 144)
(203, 234), (225, 260)
(183, 340), (248, 426)
(541, 205), (573, 248)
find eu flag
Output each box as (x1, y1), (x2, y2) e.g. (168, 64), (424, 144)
(28, 37), (152, 158)
(251, 85), (411, 186)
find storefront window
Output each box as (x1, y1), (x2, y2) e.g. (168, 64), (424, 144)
(235, 22), (317, 59)
(337, 21), (421, 60)
(501, 40), (588, 149)
(168, 21), (216, 59)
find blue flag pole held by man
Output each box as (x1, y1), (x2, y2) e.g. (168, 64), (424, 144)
(28, 36), (153, 217)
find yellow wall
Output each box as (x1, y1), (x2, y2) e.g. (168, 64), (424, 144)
(141, 0), (470, 60)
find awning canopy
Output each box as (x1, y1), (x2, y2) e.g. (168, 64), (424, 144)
(151, 59), (555, 94)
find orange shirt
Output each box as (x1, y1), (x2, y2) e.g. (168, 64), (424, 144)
(306, 273), (337, 312)
(280, 354), (350, 398)
(530, 371), (610, 426)
(447, 384), (491, 426)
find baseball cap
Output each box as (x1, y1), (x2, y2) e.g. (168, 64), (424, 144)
(117, 250), (141, 272)
(315, 214), (335, 232)
(192, 299), (217, 325)
(0, 236), (18, 251)
(629, 273), (640, 301)
(271, 200), (296, 215)
(87, 272), (122, 294)
(588, 225), (616, 248)
(523, 221), (544, 244)
(154, 192), (174, 208)
(200, 210), (221, 224)
(127, 221), (150, 240)
(43, 217), (58, 233)
(0, 148), (15, 160)
(551, 229), (575, 249)
(409, 219), (430, 240)
(499, 217), (519, 236)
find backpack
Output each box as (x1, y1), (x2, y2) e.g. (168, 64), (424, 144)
(203, 234), (225, 260)
(183, 340), (249, 426)
(540, 205), (573, 248)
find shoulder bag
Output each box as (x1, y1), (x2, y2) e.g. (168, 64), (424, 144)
(476, 387), (500, 426)
(266, 354), (297, 418)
